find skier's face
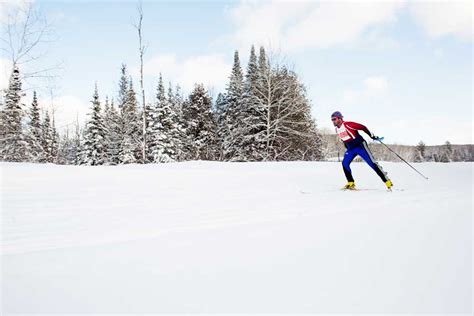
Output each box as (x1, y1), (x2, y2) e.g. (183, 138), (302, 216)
(331, 116), (342, 127)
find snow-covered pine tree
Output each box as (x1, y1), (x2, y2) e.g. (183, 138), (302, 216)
(114, 65), (134, 164)
(147, 75), (180, 163)
(214, 92), (228, 161)
(103, 95), (111, 159)
(51, 115), (59, 163)
(258, 46), (269, 82)
(117, 64), (129, 110)
(143, 99), (155, 163)
(103, 97), (121, 165)
(57, 128), (75, 165)
(414, 141), (426, 162)
(173, 84), (184, 116)
(128, 79), (142, 160)
(146, 74), (164, 162)
(238, 45), (268, 161)
(26, 91), (45, 161)
(167, 83), (185, 160)
(144, 78), (156, 164)
(0, 66), (29, 162)
(110, 99), (122, 164)
(0, 98), (4, 146)
(72, 119), (82, 165)
(41, 111), (54, 162)
(118, 78), (141, 164)
(182, 84), (216, 160)
(81, 84), (107, 165)
(439, 141), (453, 163)
(171, 84), (187, 161)
(223, 51), (245, 161)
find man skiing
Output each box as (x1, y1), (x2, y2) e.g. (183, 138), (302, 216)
(331, 111), (393, 190)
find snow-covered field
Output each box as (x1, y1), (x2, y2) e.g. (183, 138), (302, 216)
(1, 161), (472, 314)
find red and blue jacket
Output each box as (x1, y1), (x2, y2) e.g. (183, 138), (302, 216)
(336, 121), (374, 149)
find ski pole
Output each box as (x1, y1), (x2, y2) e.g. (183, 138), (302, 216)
(377, 140), (429, 180)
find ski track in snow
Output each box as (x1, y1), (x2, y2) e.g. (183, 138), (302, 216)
(1, 161), (472, 313)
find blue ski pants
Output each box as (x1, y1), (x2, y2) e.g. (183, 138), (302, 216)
(342, 142), (388, 183)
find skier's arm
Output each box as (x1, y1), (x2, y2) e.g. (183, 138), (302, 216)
(345, 121), (374, 138)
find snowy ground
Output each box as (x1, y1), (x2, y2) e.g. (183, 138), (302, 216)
(1, 161), (472, 314)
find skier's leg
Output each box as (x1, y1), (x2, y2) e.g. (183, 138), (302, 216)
(342, 149), (357, 182)
(359, 142), (389, 182)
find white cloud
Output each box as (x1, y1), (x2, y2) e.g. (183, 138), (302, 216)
(410, 1), (473, 41)
(364, 76), (388, 94)
(284, 1), (404, 51)
(227, 0), (405, 52)
(343, 76), (388, 103)
(140, 53), (231, 93)
(228, 0), (311, 51)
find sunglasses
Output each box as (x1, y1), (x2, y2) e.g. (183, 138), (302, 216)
(331, 117), (339, 121)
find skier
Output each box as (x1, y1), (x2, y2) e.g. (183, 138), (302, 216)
(331, 111), (393, 190)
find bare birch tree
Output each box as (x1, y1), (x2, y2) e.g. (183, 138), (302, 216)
(133, 2), (147, 163)
(1, 0), (60, 84)
(255, 60), (321, 161)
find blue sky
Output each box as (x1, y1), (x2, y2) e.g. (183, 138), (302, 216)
(0, 0), (472, 145)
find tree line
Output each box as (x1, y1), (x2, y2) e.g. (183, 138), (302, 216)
(322, 134), (473, 162)
(0, 46), (324, 165)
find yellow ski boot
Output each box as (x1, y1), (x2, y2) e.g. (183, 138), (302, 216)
(385, 180), (393, 190)
(342, 182), (356, 190)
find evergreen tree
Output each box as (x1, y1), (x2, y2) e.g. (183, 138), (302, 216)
(414, 141), (426, 162)
(439, 141), (453, 163)
(174, 85), (184, 116)
(146, 74), (165, 162)
(238, 45), (268, 161)
(223, 51), (244, 161)
(103, 97), (121, 164)
(41, 111), (54, 162)
(0, 66), (29, 161)
(73, 119), (82, 165)
(172, 84), (187, 161)
(27, 91), (45, 161)
(144, 99), (155, 163)
(214, 92), (228, 160)
(103, 96), (111, 162)
(148, 76), (181, 162)
(51, 115), (59, 163)
(57, 129), (75, 165)
(117, 64), (129, 109)
(166, 82), (185, 161)
(81, 84), (107, 165)
(246, 45), (259, 89)
(182, 84), (216, 160)
(444, 141), (453, 156)
(115, 66), (138, 164)
(258, 46), (269, 79)
(0, 97), (4, 145)
(118, 78), (140, 164)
